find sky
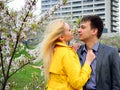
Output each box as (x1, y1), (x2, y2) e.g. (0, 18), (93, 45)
(8, 0), (25, 10)
(8, 0), (41, 14)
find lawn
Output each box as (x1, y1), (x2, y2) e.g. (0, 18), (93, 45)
(8, 62), (46, 90)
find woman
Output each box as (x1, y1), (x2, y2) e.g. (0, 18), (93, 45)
(40, 19), (95, 90)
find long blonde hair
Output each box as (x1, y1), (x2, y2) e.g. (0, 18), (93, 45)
(40, 19), (65, 81)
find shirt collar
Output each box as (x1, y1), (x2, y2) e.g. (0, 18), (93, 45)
(82, 42), (99, 53)
(92, 42), (99, 52)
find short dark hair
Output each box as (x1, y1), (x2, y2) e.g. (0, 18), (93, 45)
(80, 15), (103, 38)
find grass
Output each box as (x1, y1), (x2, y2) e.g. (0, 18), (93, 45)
(7, 62), (45, 90)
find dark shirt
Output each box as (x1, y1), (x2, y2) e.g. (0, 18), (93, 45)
(80, 42), (99, 90)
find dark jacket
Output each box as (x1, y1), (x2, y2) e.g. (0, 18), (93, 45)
(77, 43), (120, 90)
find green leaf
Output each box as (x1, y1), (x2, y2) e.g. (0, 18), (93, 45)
(13, 44), (31, 59)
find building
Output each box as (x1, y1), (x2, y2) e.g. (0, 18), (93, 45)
(41, 0), (119, 33)
(119, 0), (120, 35)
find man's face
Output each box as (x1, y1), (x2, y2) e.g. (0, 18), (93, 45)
(78, 21), (94, 42)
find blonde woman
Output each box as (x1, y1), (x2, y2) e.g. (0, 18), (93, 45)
(40, 19), (95, 90)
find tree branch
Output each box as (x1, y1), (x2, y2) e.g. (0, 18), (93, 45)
(8, 57), (36, 78)
(6, 10), (17, 29)
(8, 61), (31, 78)
(0, 35), (6, 79)
(6, 0), (36, 81)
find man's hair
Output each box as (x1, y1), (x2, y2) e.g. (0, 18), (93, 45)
(80, 15), (104, 38)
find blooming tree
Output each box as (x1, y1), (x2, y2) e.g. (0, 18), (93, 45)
(0, 0), (67, 89)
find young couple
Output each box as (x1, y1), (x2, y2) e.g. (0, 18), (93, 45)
(40, 15), (120, 90)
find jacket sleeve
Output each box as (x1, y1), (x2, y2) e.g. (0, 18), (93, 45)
(110, 48), (120, 90)
(62, 49), (92, 89)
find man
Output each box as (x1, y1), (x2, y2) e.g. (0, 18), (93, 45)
(77, 15), (120, 90)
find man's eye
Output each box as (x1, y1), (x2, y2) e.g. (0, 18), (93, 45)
(81, 26), (85, 29)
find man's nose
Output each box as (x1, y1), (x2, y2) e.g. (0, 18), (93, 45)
(78, 28), (81, 33)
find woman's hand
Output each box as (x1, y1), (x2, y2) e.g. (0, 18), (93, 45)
(72, 43), (81, 52)
(85, 50), (95, 65)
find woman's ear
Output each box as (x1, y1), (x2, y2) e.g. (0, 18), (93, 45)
(58, 35), (64, 41)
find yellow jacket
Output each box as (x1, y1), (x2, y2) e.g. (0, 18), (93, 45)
(47, 42), (92, 90)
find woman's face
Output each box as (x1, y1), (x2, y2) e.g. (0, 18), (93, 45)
(62, 23), (74, 42)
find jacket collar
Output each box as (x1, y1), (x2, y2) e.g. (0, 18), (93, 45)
(56, 42), (72, 48)
(96, 43), (105, 84)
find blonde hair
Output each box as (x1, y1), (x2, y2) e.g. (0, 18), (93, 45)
(40, 19), (65, 81)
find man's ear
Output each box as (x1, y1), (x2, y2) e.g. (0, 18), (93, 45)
(92, 28), (98, 35)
